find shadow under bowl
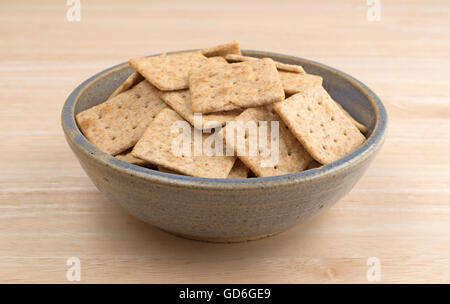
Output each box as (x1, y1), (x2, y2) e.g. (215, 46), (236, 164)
(61, 50), (387, 243)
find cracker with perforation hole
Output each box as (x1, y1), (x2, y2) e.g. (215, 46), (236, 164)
(156, 56), (237, 129)
(201, 41), (242, 57)
(225, 54), (305, 74)
(109, 71), (144, 99)
(280, 71), (368, 133)
(129, 51), (209, 91)
(279, 71), (323, 95)
(160, 90), (239, 130)
(132, 109), (236, 178)
(189, 58), (284, 113)
(222, 107), (312, 177)
(279, 71), (367, 133)
(273, 86), (366, 164)
(76, 81), (168, 155)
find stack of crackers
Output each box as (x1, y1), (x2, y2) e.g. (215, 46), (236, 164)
(76, 41), (367, 179)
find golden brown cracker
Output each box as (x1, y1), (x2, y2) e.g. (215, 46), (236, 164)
(76, 81), (168, 155)
(189, 58), (285, 113)
(132, 109), (236, 178)
(274, 61), (305, 74)
(222, 107), (312, 177)
(201, 41), (242, 57)
(225, 54), (305, 73)
(280, 71), (367, 133)
(273, 86), (366, 165)
(279, 71), (323, 95)
(158, 56), (235, 129)
(129, 52), (209, 91)
(160, 90), (239, 130)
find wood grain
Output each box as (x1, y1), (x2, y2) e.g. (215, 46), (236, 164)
(0, 0), (449, 283)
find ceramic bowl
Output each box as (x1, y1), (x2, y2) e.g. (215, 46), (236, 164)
(62, 50), (387, 242)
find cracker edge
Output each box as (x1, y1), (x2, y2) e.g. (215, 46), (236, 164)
(225, 54), (305, 74)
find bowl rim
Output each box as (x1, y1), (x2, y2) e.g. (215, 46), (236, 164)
(62, 49), (387, 190)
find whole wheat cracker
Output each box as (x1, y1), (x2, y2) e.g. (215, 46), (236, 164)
(156, 56), (237, 129)
(129, 51), (209, 91)
(279, 71), (323, 95)
(187, 56), (229, 77)
(225, 54), (305, 74)
(189, 58), (285, 113)
(201, 41), (242, 57)
(224, 55), (367, 132)
(222, 107), (312, 177)
(160, 90), (239, 130)
(76, 81), (168, 155)
(280, 71), (368, 133)
(108, 71), (144, 99)
(132, 109), (236, 178)
(273, 86), (366, 164)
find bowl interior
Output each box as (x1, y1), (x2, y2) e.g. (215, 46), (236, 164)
(67, 50), (386, 185)
(75, 65), (135, 114)
(74, 50), (377, 135)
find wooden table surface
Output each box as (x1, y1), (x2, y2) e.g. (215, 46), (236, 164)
(1, 0), (449, 283)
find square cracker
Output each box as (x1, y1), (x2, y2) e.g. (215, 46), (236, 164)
(280, 71), (368, 133)
(132, 109), (236, 178)
(279, 71), (323, 95)
(201, 41), (242, 57)
(108, 71), (144, 99)
(189, 58), (285, 113)
(279, 71), (367, 133)
(76, 81), (168, 155)
(160, 90), (239, 130)
(222, 107), (312, 177)
(129, 51), (209, 91)
(273, 86), (366, 165)
(159, 57), (238, 130)
(225, 54), (305, 74)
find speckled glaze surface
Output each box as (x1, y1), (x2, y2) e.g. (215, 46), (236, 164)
(61, 50), (387, 243)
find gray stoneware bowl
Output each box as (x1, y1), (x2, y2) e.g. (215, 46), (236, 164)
(62, 50), (387, 242)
